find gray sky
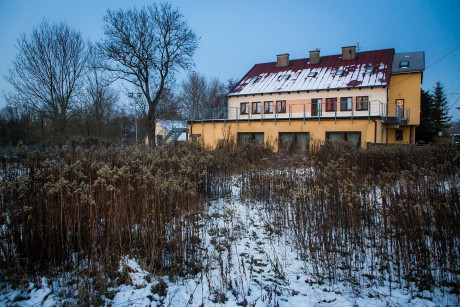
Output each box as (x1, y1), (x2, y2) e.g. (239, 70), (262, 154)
(1, 0), (459, 120)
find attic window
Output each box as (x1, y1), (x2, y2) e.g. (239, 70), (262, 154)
(365, 66), (373, 73)
(250, 76), (260, 82)
(282, 74), (291, 80)
(399, 61), (409, 68)
(308, 71), (318, 77)
(336, 69), (344, 76)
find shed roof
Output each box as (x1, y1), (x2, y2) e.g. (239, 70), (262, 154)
(228, 49), (395, 96)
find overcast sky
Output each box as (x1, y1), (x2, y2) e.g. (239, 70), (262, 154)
(1, 0), (459, 120)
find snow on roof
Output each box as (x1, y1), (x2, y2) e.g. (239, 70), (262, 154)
(228, 49), (395, 96)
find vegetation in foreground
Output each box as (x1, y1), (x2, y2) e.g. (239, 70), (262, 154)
(0, 141), (459, 304)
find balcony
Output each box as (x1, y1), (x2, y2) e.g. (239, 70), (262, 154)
(189, 101), (410, 125)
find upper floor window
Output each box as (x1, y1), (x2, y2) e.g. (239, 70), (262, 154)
(252, 102), (261, 114)
(308, 71), (318, 77)
(399, 61), (409, 68)
(340, 97), (352, 111)
(240, 102), (249, 114)
(276, 100), (286, 113)
(264, 101), (273, 114)
(325, 98), (337, 112)
(356, 96), (369, 111)
(336, 69), (344, 76)
(311, 98), (321, 117)
(395, 99), (405, 109)
(365, 66), (374, 73)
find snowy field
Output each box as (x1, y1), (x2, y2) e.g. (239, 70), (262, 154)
(0, 180), (459, 306)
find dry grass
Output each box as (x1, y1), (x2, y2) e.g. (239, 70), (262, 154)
(0, 140), (459, 297)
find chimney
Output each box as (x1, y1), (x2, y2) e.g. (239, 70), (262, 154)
(341, 46), (357, 60)
(276, 53), (289, 67)
(309, 49), (320, 64)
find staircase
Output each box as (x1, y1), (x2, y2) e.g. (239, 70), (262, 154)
(161, 127), (188, 144)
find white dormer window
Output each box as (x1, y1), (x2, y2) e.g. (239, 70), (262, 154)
(366, 66), (373, 73)
(336, 69), (344, 76)
(250, 76), (259, 82)
(308, 71), (317, 77)
(399, 61), (409, 68)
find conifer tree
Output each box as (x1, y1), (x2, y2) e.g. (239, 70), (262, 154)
(432, 82), (452, 133)
(416, 82), (452, 143)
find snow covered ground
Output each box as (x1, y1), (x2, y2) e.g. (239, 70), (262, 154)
(0, 181), (458, 306)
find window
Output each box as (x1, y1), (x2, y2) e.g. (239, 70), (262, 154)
(279, 73), (291, 80)
(279, 132), (310, 153)
(396, 130), (403, 141)
(399, 61), (409, 68)
(252, 102), (261, 114)
(395, 99), (405, 109)
(308, 71), (317, 77)
(336, 69), (344, 76)
(237, 132), (264, 145)
(356, 96), (369, 111)
(326, 132), (361, 147)
(240, 102), (249, 114)
(311, 98), (321, 116)
(325, 98), (337, 112)
(340, 97), (352, 111)
(365, 66), (374, 73)
(264, 101), (273, 114)
(250, 76), (259, 82)
(276, 100), (286, 113)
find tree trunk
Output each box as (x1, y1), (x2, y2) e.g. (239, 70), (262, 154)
(148, 109), (156, 148)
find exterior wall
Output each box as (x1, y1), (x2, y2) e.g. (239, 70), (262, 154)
(386, 126), (412, 144)
(227, 87), (388, 120)
(388, 72), (422, 125)
(189, 118), (382, 151)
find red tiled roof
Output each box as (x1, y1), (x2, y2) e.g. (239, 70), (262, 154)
(228, 49), (395, 96)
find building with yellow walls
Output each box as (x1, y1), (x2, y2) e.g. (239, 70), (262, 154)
(188, 46), (424, 152)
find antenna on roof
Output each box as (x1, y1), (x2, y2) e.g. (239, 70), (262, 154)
(356, 42), (361, 51)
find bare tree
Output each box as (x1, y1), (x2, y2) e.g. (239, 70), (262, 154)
(98, 3), (198, 147)
(180, 72), (207, 118)
(76, 48), (120, 140)
(5, 20), (89, 141)
(180, 72), (227, 119)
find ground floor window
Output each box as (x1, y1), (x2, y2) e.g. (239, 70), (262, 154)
(279, 132), (310, 153)
(326, 132), (361, 147)
(237, 132), (264, 145)
(396, 129), (403, 141)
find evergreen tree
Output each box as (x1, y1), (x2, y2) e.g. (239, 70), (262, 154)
(432, 81), (452, 133)
(416, 89), (436, 143)
(416, 82), (452, 143)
